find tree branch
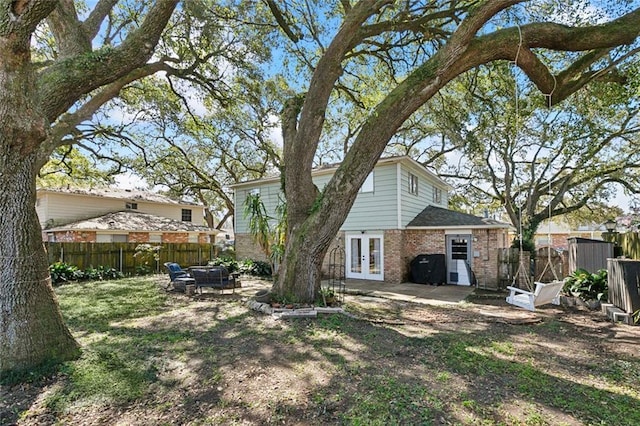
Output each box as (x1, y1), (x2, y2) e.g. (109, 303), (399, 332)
(46, 0), (91, 58)
(264, 0), (300, 43)
(82, 0), (119, 41)
(39, 0), (180, 122)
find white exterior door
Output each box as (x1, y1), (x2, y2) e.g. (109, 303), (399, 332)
(346, 234), (384, 281)
(446, 234), (472, 285)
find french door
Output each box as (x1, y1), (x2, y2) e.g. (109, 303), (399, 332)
(346, 234), (384, 281)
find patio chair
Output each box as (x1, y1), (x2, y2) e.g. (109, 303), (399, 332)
(506, 281), (563, 312)
(163, 262), (194, 291)
(164, 262), (189, 281)
(188, 266), (236, 294)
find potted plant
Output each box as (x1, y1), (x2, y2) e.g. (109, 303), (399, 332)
(319, 287), (336, 306)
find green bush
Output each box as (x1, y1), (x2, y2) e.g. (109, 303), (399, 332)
(50, 262), (124, 285)
(238, 258), (272, 276)
(50, 262), (83, 285)
(206, 257), (272, 276)
(563, 268), (608, 302)
(208, 256), (238, 272)
(84, 266), (124, 281)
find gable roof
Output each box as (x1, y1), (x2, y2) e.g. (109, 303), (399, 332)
(45, 211), (218, 234)
(407, 206), (510, 229)
(230, 155), (451, 190)
(37, 187), (198, 206)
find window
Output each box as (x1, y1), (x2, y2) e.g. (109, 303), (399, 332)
(126, 202), (138, 210)
(359, 172), (374, 193)
(408, 173), (418, 195)
(112, 234), (128, 243)
(433, 186), (442, 204)
(181, 209), (192, 222)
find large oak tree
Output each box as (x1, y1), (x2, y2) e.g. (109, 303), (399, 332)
(0, 0), (180, 374)
(267, 1), (640, 302)
(424, 64), (640, 248)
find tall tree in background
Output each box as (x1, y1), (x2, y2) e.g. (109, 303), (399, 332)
(265, 1), (640, 302)
(111, 77), (282, 230)
(0, 0), (181, 374)
(433, 63), (640, 249)
(66, 2), (280, 229)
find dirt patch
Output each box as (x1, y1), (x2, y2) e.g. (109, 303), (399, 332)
(3, 278), (639, 425)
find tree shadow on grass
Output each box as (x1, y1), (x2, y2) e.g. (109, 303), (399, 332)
(9, 284), (640, 425)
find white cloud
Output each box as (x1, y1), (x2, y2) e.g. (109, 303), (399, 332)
(267, 114), (283, 147)
(115, 172), (148, 190)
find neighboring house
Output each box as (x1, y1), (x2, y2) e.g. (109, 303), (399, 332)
(513, 219), (608, 251)
(232, 156), (510, 287)
(37, 188), (218, 243)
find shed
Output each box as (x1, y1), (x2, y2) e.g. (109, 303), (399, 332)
(568, 237), (614, 273)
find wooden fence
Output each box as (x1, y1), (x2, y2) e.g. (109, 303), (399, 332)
(45, 242), (220, 276)
(497, 248), (533, 289)
(609, 232), (640, 260)
(498, 248), (569, 289)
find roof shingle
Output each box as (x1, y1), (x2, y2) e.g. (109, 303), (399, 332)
(46, 211), (217, 233)
(407, 206), (510, 228)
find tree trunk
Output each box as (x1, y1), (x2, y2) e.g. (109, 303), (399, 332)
(0, 154), (81, 374)
(0, 26), (80, 375)
(274, 212), (337, 303)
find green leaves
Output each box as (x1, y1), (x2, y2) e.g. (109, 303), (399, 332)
(563, 268), (609, 302)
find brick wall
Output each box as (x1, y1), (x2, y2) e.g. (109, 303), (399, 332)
(128, 232), (149, 243)
(470, 229), (509, 289)
(53, 231), (97, 242)
(401, 229), (446, 284)
(320, 232), (346, 278)
(235, 233), (269, 262)
(550, 233), (569, 249)
(237, 227), (509, 287)
(198, 233), (210, 244)
(384, 230), (404, 283)
(162, 233), (189, 243)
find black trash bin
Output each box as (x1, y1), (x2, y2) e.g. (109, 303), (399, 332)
(410, 254), (446, 285)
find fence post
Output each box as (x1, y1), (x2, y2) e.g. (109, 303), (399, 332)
(119, 247), (123, 272)
(60, 245), (64, 263)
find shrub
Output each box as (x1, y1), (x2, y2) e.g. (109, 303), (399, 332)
(206, 257), (272, 276)
(208, 256), (238, 272)
(84, 266), (124, 281)
(563, 268), (608, 302)
(133, 244), (161, 275)
(50, 262), (82, 285)
(50, 262), (124, 285)
(238, 258), (272, 276)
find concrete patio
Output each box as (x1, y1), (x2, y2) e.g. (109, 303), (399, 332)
(233, 277), (476, 306)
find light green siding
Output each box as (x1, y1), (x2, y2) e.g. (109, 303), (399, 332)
(234, 181), (283, 233)
(341, 163), (398, 230)
(400, 162), (449, 227)
(233, 157), (449, 233)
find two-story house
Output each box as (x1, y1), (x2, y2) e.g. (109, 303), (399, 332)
(232, 156), (510, 288)
(37, 188), (218, 243)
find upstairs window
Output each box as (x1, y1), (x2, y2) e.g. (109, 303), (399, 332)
(433, 186), (442, 204)
(359, 172), (374, 193)
(408, 173), (419, 195)
(181, 208), (192, 222)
